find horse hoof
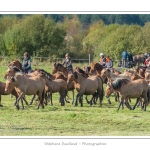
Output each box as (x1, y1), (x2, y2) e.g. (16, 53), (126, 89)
(108, 100), (111, 104)
(0, 104), (3, 107)
(16, 105), (20, 110)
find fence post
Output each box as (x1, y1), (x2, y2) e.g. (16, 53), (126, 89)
(89, 54), (90, 65)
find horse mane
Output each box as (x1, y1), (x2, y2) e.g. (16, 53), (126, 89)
(38, 69), (52, 81)
(94, 63), (103, 71)
(75, 67), (86, 75)
(112, 78), (130, 90)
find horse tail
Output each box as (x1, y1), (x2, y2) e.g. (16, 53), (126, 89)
(147, 87), (150, 105)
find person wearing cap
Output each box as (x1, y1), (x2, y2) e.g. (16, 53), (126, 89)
(62, 53), (73, 73)
(22, 52), (32, 73)
(99, 53), (106, 67)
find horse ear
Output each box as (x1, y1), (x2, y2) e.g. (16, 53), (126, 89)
(74, 71), (78, 79)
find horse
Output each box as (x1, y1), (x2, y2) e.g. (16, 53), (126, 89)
(101, 68), (131, 81)
(75, 67), (89, 78)
(33, 68), (68, 106)
(107, 78), (149, 111)
(83, 66), (91, 75)
(67, 71), (104, 107)
(8, 59), (23, 71)
(52, 62), (69, 77)
(51, 63), (75, 103)
(0, 81), (28, 107)
(89, 62), (103, 75)
(133, 54), (146, 66)
(5, 72), (45, 110)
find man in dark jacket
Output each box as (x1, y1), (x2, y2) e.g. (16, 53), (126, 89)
(62, 53), (73, 73)
(22, 52), (32, 73)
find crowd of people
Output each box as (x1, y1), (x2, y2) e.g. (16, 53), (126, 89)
(22, 50), (150, 74)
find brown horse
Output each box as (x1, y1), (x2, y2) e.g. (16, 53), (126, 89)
(89, 62), (103, 75)
(51, 63), (75, 103)
(107, 78), (149, 111)
(52, 62), (69, 77)
(0, 81), (28, 107)
(8, 59), (23, 70)
(67, 71), (104, 107)
(83, 66), (91, 75)
(34, 69), (68, 106)
(5, 72), (45, 110)
(133, 54), (146, 65)
(101, 68), (131, 81)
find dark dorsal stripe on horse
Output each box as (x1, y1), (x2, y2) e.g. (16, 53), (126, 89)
(39, 69), (52, 81)
(112, 78), (130, 90)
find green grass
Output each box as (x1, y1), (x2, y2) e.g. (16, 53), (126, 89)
(0, 64), (150, 136)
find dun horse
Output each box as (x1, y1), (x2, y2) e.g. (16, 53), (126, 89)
(67, 71), (104, 107)
(5, 72), (45, 109)
(52, 62), (75, 103)
(107, 78), (149, 111)
(89, 62), (103, 75)
(34, 69), (68, 106)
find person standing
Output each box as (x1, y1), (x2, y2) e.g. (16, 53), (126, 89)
(99, 53), (106, 67)
(22, 52), (32, 73)
(62, 53), (73, 73)
(121, 50), (128, 68)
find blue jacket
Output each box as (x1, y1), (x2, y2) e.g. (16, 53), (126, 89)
(122, 51), (128, 59)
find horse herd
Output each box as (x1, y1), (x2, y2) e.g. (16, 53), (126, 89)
(1, 59), (150, 111)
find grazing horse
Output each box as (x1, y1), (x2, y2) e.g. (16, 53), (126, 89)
(5, 73), (45, 110)
(89, 62), (103, 75)
(67, 71), (104, 107)
(52, 62), (69, 77)
(33, 69), (68, 106)
(107, 78), (149, 111)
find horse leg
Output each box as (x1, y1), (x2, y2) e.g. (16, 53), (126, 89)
(16, 92), (24, 110)
(20, 98), (24, 109)
(0, 95), (3, 107)
(37, 90), (45, 109)
(85, 96), (90, 104)
(80, 95), (83, 107)
(29, 94), (36, 105)
(48, 93), (53, 106)
(22, 96), (28, 105)
(72, 90), (74, 105)
(44, 92), (48, 105)
(75, 93), (80, 106)
(133, 97), (141, 110)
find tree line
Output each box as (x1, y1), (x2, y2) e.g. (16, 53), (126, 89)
(0, 14), (150, 61)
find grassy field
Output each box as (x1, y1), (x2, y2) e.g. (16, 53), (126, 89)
(0, 63), (150, 136)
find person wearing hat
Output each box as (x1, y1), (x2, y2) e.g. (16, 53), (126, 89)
(99, 53), (106, 67)
(62, 53), (73, 73)
(22, 52), (32, 73)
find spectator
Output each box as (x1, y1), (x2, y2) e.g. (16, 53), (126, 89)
(62, 53), (73, 73)
(121, 50), (128, 68)
(105, 56), (113, 69)
(145, 56), (150, 67)
(99, 53), (106, 67)
(22, 52), (32, 73)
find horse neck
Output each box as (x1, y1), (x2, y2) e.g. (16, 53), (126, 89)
(58, 67), (68, 77)
(74, 73), (85, 84)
